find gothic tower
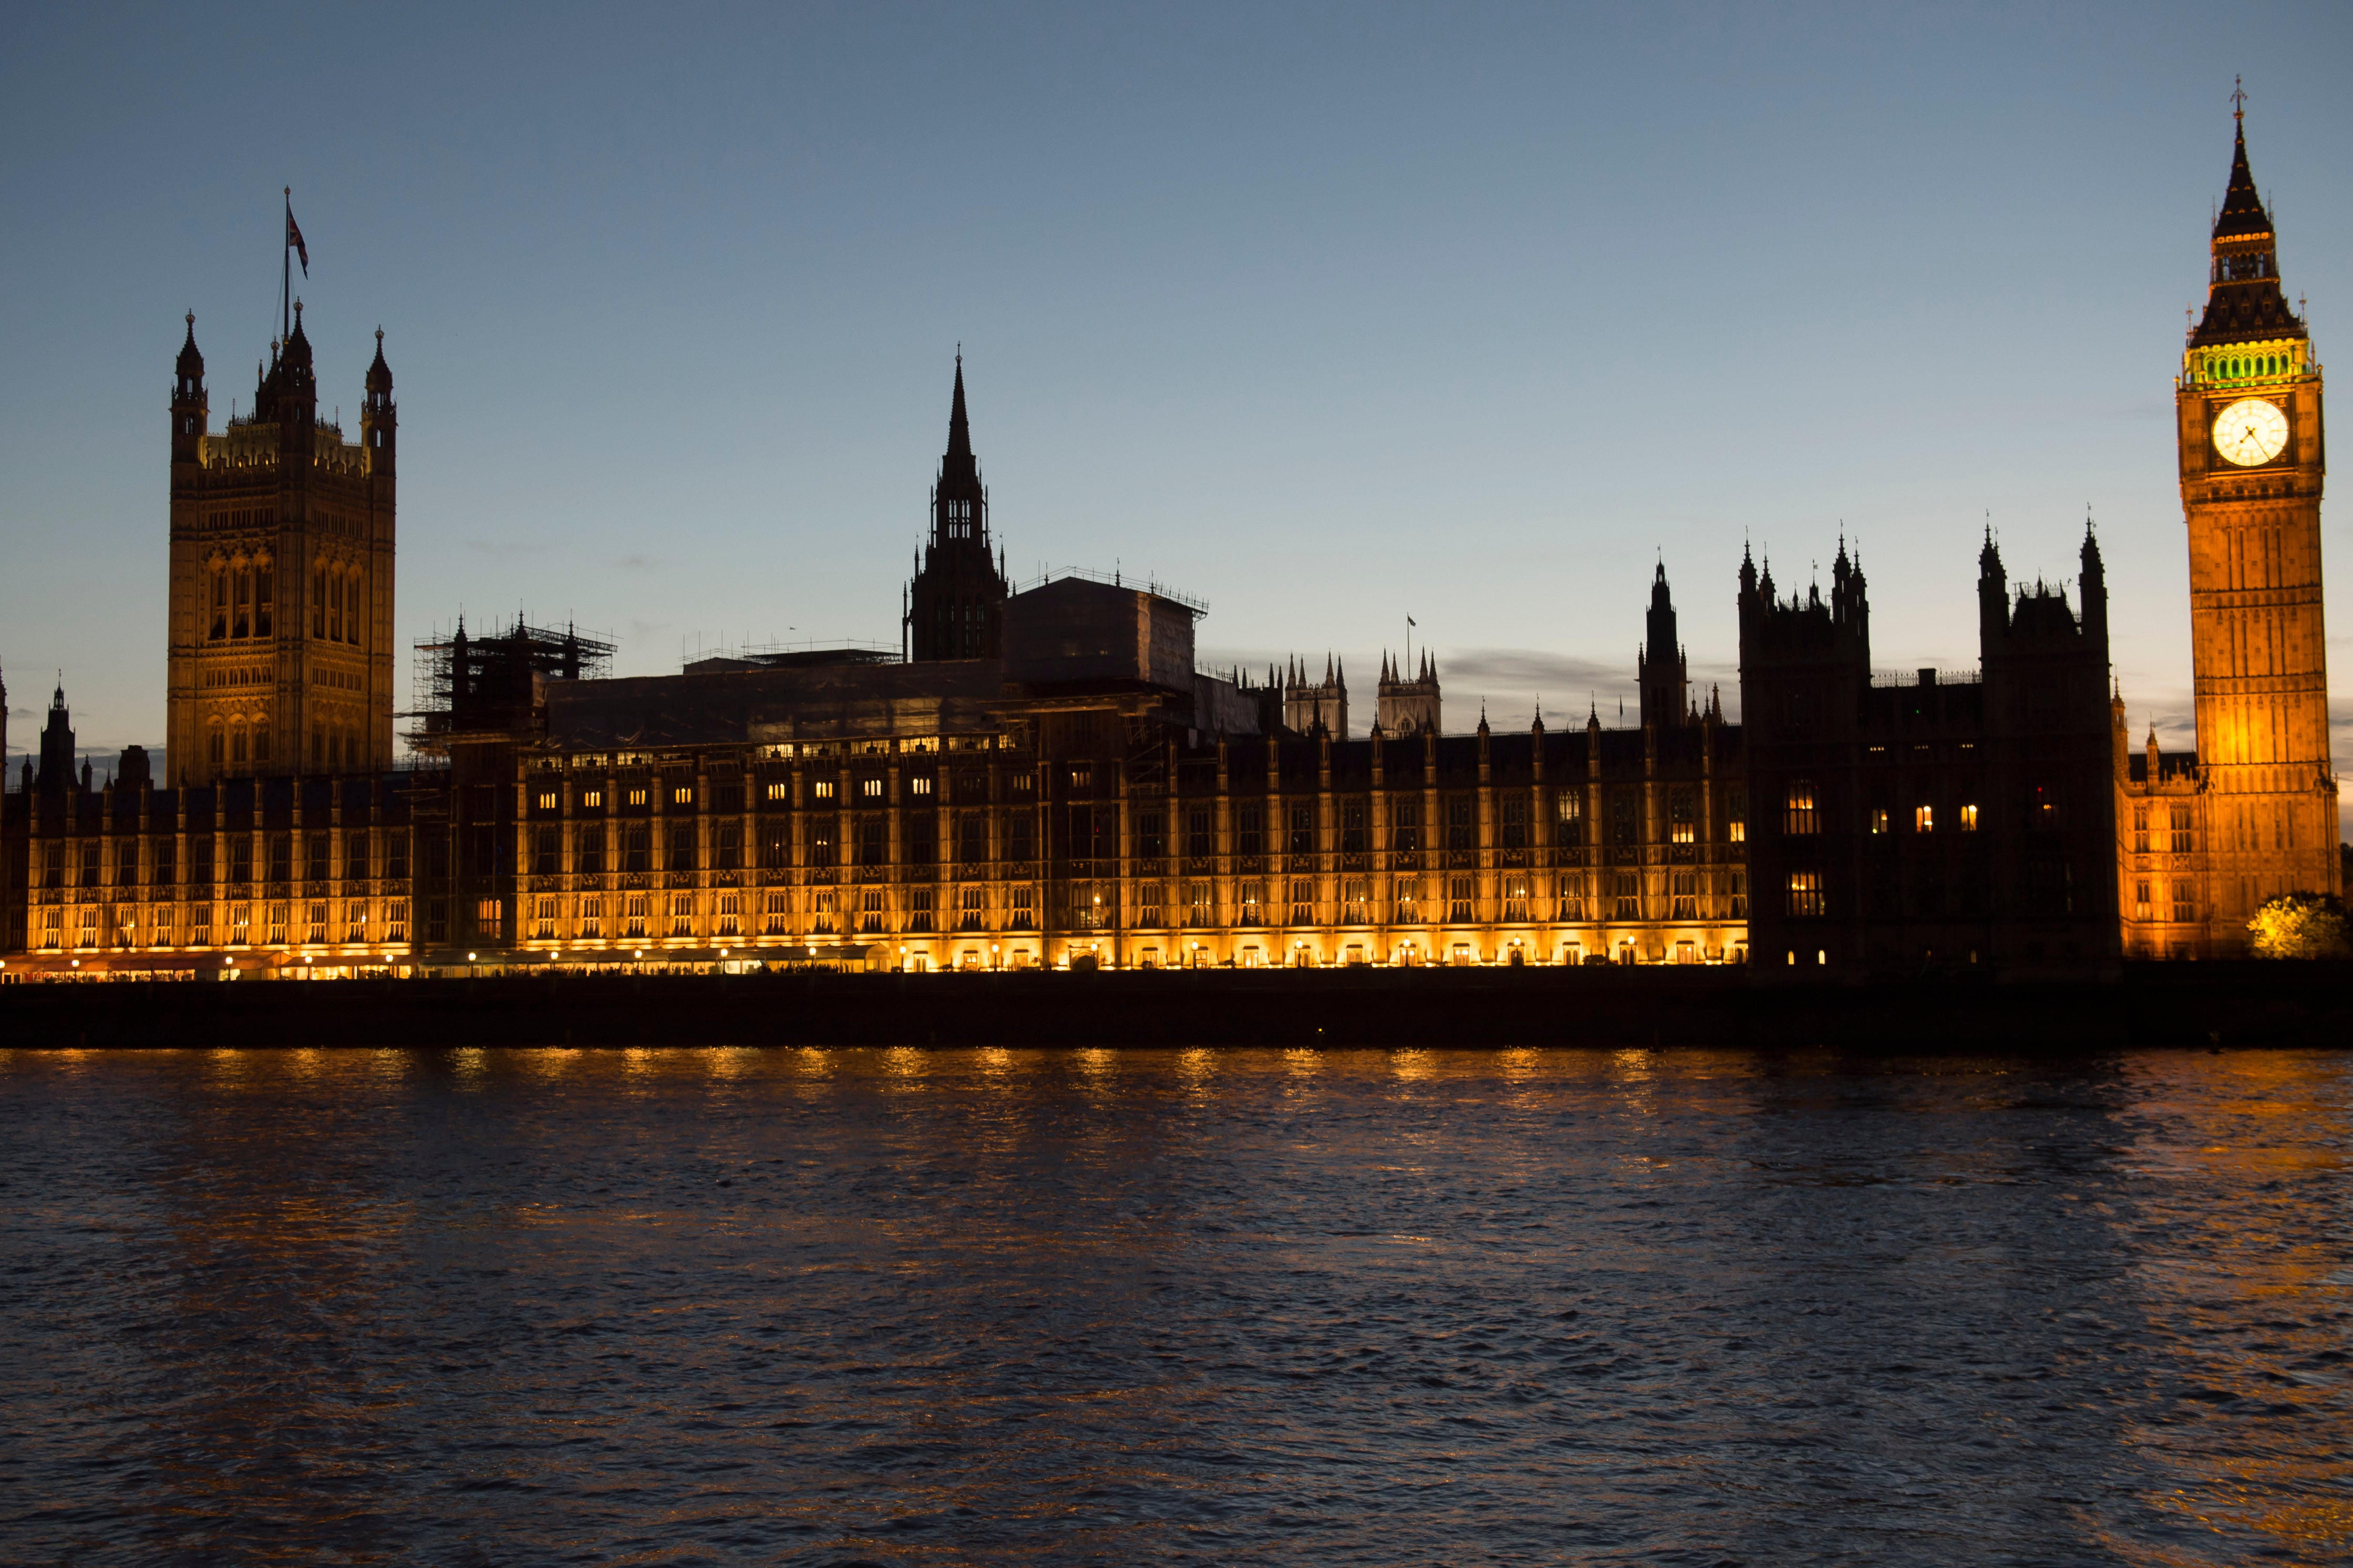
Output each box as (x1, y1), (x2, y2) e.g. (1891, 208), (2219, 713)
(1376, 651), (1441, 735)
(37, 678), (76, 804)
(1284, 655), (1349, 738)
(2176, 95), (2337, 940)
(1637, 560), (1692, 726)
(905, 355), (1009, 661)
(166, 298), (397, 784)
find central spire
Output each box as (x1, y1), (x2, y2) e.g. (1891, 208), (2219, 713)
(906, 354), (1009, 661)
(946, 350), (972, 466)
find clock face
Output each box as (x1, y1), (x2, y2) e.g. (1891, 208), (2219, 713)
(2213, 397), (2289, 466)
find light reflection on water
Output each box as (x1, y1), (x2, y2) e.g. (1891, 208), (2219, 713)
(1, 1046), (2348, 1565)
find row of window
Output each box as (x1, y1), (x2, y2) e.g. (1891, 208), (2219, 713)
(1780, 859), (2078, 918)
(40, 899), (410, 949)
(1786, 781), (1983, 836)
(2130, 805), (2197, 855)
(205, 567), (367, 646)
(505, 872), (1750, 942)
(514, 786), (1752, 853)
(2131, 880), (2198, 924)
(534, 885), (1038, 941)
(39, 832), (411, 888)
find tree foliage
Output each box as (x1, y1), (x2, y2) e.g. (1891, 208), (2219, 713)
(2246, 891), (2350, 960)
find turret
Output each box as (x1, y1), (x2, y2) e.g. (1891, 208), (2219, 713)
(362, 326), (396, 473)
(2079, 516), (2108, 648)
(172, 312), (207, 463)
(254, 299), (318, 433)
(1977, 526), (2008, 649)
(1637, 560), (1690, 728)
(37, 678), (76, 805)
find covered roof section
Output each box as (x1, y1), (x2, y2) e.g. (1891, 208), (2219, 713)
(544, 659), (1007, 751)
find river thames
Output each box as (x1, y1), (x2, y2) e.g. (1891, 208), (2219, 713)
(3, 1046), (2347, 1565)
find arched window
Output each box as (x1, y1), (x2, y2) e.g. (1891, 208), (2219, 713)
(211, 572), (229, 640)
(231, 728), (249, 763)
(233, 572), (251, 639)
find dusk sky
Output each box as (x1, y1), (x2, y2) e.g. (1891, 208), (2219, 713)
(4, 4), (2348, 827)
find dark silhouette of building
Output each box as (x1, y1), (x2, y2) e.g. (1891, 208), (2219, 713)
(904, 357), (1010, 662)
(1639, 562), (1692, 727)
(1741, 530), (2120, 970)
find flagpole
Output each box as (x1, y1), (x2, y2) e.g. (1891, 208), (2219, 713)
(281, 187), (291, 343)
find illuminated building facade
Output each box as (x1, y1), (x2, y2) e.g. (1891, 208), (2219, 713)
(166, 306), (398, 787)
(2118, 103), (2338, 956)
(2, 104), (2337, 978)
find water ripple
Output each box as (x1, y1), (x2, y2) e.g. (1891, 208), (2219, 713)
(0, 1046), (2347, 1564)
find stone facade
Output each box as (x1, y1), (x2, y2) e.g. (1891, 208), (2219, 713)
(165, 308), (397, 786)
(2117, 105), (2339, 955)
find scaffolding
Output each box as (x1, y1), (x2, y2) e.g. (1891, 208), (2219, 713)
(405, 615), (616, 752)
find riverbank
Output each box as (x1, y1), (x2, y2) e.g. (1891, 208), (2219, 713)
(4, 964), (2347, 1050)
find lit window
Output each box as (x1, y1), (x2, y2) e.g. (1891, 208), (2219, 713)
(627, 787), (648, 807)
(673, 785), (693, 805)
(767, 781), (789, 801)
(583, 789), (604, 809)
(861, 777), (884, 799)
(1914, 804), (1934, 833)
(1869, 808), (1889, 835)
(813, 780), (837, 801)
(910, 775), (933, 796)
(1959, 803), (1979, 832)
(1784, 782), (1819, 835)
(2134, 881), (2151, 921)
(1786, 871), (1824, 918)
(536, 791), (558, 811)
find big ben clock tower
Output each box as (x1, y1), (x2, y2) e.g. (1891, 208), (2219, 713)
(2177, 89), (2338, 943)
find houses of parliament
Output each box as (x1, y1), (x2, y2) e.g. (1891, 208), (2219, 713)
(0, 110), (2336, 978)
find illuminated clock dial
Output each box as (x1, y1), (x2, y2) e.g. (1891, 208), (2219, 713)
(2213, 397), (2289, 466)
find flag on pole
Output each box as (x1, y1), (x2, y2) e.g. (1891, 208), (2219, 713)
(1407, 616), (1417, 627)
(285, 203), (308, 276)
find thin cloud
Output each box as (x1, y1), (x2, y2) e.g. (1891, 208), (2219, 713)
(462, 539), (555, 561)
